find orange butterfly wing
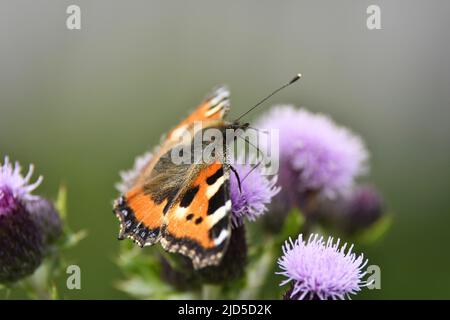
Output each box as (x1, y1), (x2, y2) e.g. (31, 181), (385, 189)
(114, 187), (166, 245)
(133, 86), (230, 187)
(113, 87), (232, 267)
(162, 161), (231, 269)
(167, 86), (230, 142)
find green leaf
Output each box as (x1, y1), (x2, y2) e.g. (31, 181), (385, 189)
(201, 284), (221, 300)
(55, 185), (68, 220)
(277, 208), (304, 246)
(50, 283), (59, 300)
(63, 229), (88, 249)
(352, 214), (393, 245)
(238, 239), (276, 299)
(116, 277), (170, 299)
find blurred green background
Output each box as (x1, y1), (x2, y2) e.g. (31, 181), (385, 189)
(1, 0), (449, 299)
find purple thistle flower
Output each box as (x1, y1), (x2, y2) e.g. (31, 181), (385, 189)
(315, 184), (385, 234)
(277, 233), (370, 300)
(0, 157), (43, 215)
(0, 156), (61, 283)
(256, 106), (369, 201)
(115, 151), (153, 193)
(345, 185), (384, 230)
(26, 198), (63, 247)
(230, 163), (280, 228)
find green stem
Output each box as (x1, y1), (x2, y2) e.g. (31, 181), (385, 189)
(201, 284), (221, 300)
(238, 239), (276, 299)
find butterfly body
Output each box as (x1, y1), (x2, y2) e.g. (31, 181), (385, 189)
(114, 86), (241, 269)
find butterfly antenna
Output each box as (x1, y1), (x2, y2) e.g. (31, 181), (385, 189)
(241, 160), (263, 183)
(237, 135), (267, 165)
(234, 73), (302, 122)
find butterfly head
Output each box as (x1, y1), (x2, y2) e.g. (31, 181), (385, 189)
(228, 121), (250, 131)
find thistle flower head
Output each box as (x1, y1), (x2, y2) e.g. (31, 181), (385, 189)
(0, 156), (43, 215)
(256, 106), (369, 200)
(315, 183), (385, 234)
(0, 204), (45, 283)
(26, 198), (63, 246)
(115, 152), (153, 193)
(344, 184), (384, 232)
(230, 163), (280, 227)
(278, 233), (370, 300)
(0, 157), (61, 283)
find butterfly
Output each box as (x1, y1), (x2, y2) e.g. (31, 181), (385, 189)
(113, 86), (242, 269)
(113, 75), (301, 269)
